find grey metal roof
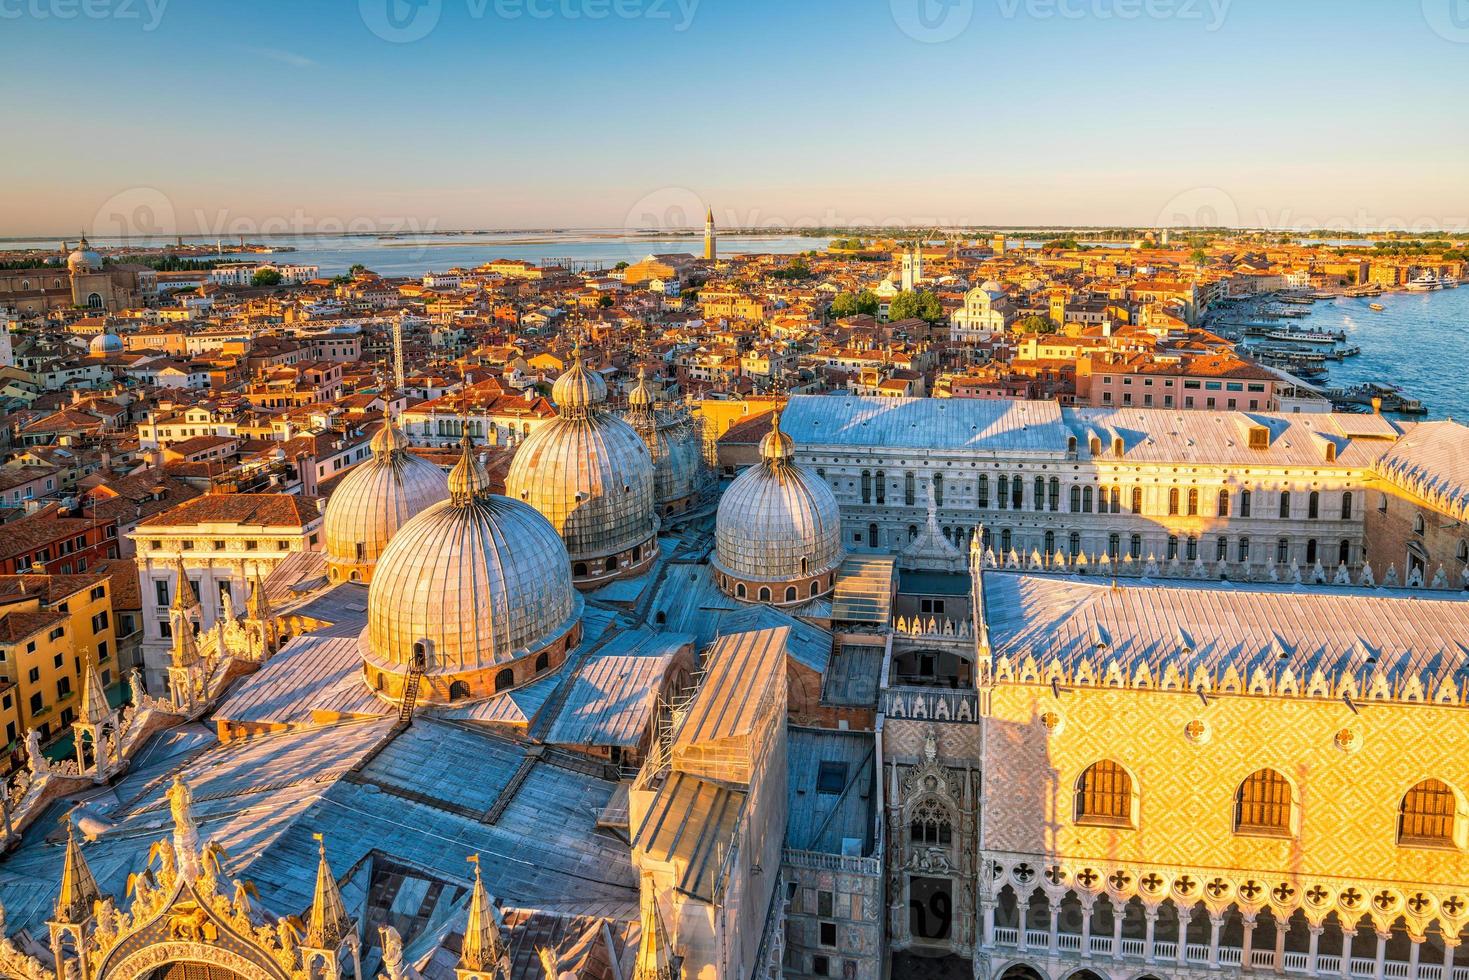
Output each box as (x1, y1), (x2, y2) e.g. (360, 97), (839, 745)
(631, 769), (746, 901)
(785, 727), (877, 856)
(830, 555), (897, 623)
(547, 630), (693, 748)
(821, 645), (883, 709)
(780, 394), (1406, 468)
(214, 633), (390, 727)
(984, 572), (1469, 697)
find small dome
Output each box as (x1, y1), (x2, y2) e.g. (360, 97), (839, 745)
(628, 366), (655, 408)
(89, 330), (123, 355)
(67, 237), (101, 273)
(714, 413), (844, 600)
(363, 435), (581, 702)
(551, 346), (607, 411)
(980, 279), (1003, 294)
(323, 418), (449, 581)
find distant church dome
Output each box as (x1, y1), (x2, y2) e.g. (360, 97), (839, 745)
(89, 329), (123, 355)
(323, 417), (450, 583)
(362, 434), (582, 705)
(505, 348), (659, 589)
(67, 236), (102, 274)
(624, 367), (701, 518)
(714, 412), (845, 606)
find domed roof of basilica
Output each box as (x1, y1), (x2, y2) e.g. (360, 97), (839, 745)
(505, 349), (657, 565)
(624, 367), (701, 511)
(89, 329), (123, 354)
(323, 417), (450, 580)
(714, 412), (845, 584)
(363, 434), (580, 684)
(67, 236), (102, 274)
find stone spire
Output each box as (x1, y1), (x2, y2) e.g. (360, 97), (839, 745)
(457, 855), (507, 977)
(80, 652), (111, 729)
(170, 557), (199, 617)
(54, 817), (101, 924)
(632, 872), (676, 980)
(306, 834), (352, 952)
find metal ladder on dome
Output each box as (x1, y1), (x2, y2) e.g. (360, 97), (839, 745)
(396, 649), (425, 729)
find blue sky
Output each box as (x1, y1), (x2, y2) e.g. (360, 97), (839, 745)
(3, 0), (1467, 235)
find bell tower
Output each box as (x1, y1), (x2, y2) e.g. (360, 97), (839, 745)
(703, 206), (716, 262)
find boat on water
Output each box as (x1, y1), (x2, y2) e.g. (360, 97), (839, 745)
(1369, 303), (1385, 311)
(1264, 329), (1345, 345)
(1407, 272), (1443, 292)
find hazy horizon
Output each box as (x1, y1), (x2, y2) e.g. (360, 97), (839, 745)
(4, 0), (1467, 238)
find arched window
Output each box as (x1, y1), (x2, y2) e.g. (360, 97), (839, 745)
(1279, 491), (1291, 518)
(1238, 537), (1251, 562)
(910, 798), (953, 846)
(1113, 436), (1125, 456)
(1185, 536), (1198, 561)
(1306, 539), (1318, 565)
(1082, 486), (1093, 513)
(1108, 486), (1120, 514)
(1458, 540), (1469, 565)
(1187, 488), (1199, 516)
(1398, 778), (1462, 848)
(867, 523), (878, 548)
(1167, 535), (1179, 560)
(1107, 533), (1120, 559)
(87, 292), (103, 309)
(1240, 489), (1252, 517)
(1413, 514), (1426, 536)
(535, 651), (549, 672)
(573, 562), (587, 578)
(1131, 487), (1143, 515)
(999, 475), (1010, 510)
(448, 680), (470, 701)
(1011, 476), (1023, 509)
(1049, 477), (1060, 512)
(1276, 538), (1290, 564)
(1218, 489), (1230, 517)
(908, 524), (918, 541)
(1129, 534), (1141, 559)
(1235, 769), (1294, 836)
(1070, 485), (1081, 513)
(861, 470), (872, 504)
(1044, 530), (1055, 556)
(1034, 476), (1045, 512)
(875, 469), (885, 504)
(736, 582), (746, 598)
(1341, 491), (1353, 520)
(1215, 536), (1228, 562)
(1068, 532), (1081, 557)
(784, 586), (797, 602)
(1308, 491), (1320, 519)
(1168, 488), (1180, 516)
(977, 474), (989, 508)
(904, 471), (916, 506)
(494, 668), (514, 693)
(999, 528), (1012, 554)
(1067, 435), (1078, 455)
(758, 586), (771, 602)
(1075, 760), (1134, 827)
(1339, 539), (1350, 565)
(809, 580), (819, 596)
(1089, 435), (1102, 456)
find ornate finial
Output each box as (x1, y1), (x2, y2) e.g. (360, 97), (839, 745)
(459, 853), (507, 972)
(306, 834), (351, 951)
(370, 414), (410, 459)
(632, 871), (677, 980)
(54, 814), (102, 924)
(171, 557), (198, 615)
(758, 410), (793, 466)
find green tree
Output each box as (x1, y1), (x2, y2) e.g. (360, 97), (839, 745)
(1017, 314), (1056, 335)
(349, 263), (368, 276)
(251, 268), (283, 287)
(888, 289), (943, 323)
(829, 289), (879, 318)
(614, 261), (629, 271)
(1190, 248), (1209, 266)
(597, 294), (614, 308)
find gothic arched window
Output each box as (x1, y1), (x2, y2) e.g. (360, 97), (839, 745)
(1075, 760), (1134, 827)
(1398, 778), (1462, 848)
(1235, 768), (1294, 836)
(910, 798), (953, 847)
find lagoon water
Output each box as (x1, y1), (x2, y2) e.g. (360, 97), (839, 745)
(1284, 287), (1469, 421)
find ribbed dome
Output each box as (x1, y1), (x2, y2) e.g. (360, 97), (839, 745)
(628, 366), (654, 408)
(68, 237), (101, 273)
(505, 411), (658, 565)
(323, 418), (449, 581)
(622, 368), (700, 515)
(364, 437), (580, 687)
(89, 330), (122, 354)
(551, 346), (607, 411)
(714, 413), (844, 586)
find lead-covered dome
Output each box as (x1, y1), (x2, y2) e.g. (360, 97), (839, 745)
(624, 367), (701, 517)
(362, 434), (582, 704)
(714, 412), (845, 606)
(68, 236), (102, 273)
(89, 329), (123, 355)
(505, 349), (658, 588)
(324, 417), (450, 583)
